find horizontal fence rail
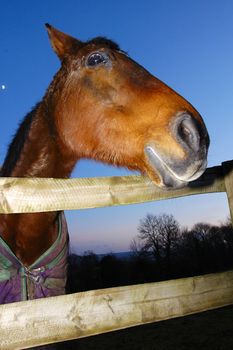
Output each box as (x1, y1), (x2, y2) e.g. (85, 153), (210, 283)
(0, 161), (231, 215)
(1, 270), (233, 349)
(0, 160), (233, 349)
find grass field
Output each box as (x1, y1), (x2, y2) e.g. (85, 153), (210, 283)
(53, 305), (233, 349)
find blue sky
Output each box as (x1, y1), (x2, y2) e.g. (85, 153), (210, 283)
(1, 1), (233, 254)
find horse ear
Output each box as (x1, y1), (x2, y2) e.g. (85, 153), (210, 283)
(45, 24), (83, 60)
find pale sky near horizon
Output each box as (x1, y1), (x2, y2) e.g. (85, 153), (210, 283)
(1, 0), (233, 254)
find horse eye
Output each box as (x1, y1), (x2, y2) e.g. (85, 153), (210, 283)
(86, 52), (108, 67)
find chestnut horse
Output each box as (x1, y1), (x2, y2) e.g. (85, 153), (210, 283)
(0, 25), (209, 303)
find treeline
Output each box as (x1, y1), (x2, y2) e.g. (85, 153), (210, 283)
(66, 214), (233, 293)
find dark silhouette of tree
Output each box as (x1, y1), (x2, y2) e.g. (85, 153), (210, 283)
(67, 251), (101, 292)
(66, 253), (81, 293)
(221, 218), (233, 260)
(100, 254), (121, 287)
(130, 237), (149, 259)
(190, 223), (211, 273)
(79, 251), (101, 290)
(177, 219), (233, 275)
(136, 213), (180, 275)
(177, 224), (210, 274)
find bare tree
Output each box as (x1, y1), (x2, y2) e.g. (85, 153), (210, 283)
(130, 237), (149, 259)
(136, 213), (180, 271)
(192, 223), (212, 241)
(181, 222), (224, 273)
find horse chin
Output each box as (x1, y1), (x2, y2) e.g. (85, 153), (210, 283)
(144, 145), (205, 190)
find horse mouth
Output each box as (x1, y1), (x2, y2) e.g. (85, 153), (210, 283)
(144, 145), (207, 189)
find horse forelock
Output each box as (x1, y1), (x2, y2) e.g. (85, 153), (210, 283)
(86, 37), (121, 52)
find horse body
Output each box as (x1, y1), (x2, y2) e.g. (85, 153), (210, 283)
(0, 25), (209, 302)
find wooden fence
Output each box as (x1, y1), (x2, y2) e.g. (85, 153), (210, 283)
(0, 160), (233, 349)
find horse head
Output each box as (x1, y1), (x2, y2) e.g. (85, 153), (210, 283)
(46, 25), (209, 189)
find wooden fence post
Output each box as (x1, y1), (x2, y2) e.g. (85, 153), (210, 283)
(222, 160), (233, 224)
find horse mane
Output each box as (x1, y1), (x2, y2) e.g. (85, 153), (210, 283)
(86, 37), (121, 52)
(0, 104), (39, 177)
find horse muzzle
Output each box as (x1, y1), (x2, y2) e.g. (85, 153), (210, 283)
(145, 112), (210, 189)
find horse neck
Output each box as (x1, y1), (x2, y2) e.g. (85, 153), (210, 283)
(9, 105), (75, 178)
(0, 103), (76, 266)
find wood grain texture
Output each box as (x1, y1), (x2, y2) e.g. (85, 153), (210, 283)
(1, 270), (233, 349)
(0, 164), (225, 214)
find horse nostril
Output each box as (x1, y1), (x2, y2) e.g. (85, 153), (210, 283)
(174, 114), (201, 152)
